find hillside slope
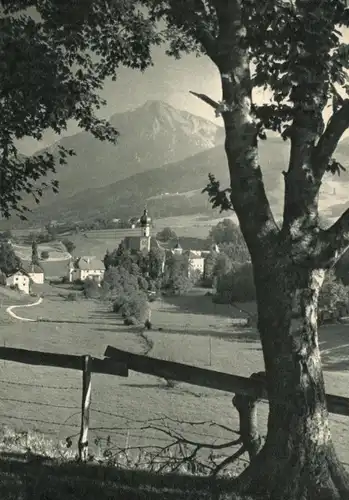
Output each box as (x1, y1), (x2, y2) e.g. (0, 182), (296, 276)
(19, 100), (224, 211)
(23, 136), (290, 222)
(7, 131), (349, 226)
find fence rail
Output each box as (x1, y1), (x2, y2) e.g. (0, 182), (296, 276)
(104, 345), (349, 418)
(1, 345), (349, 463)
(0, 347), (128, 377)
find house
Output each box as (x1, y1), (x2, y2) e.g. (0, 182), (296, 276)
(6, 270), (30, 294)
(69, 256), (105, 282)
(166, 239), (219, 279)
(186, 251), (205, 277)
(21, 262), (44, 284)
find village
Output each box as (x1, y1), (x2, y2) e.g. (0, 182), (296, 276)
(1, 209), (220, 297)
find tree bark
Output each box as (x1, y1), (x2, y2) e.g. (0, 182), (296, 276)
(232, 255), (349, 499)
(187, 2), (349, 497)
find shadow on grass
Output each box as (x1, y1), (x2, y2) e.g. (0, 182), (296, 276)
(0, 451), (238, 500)
(160, 294), (256, 320)
(322, 348), (349, 371)
(95, 326), (259, 344)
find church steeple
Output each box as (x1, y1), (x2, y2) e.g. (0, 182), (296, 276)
(140, 208), (151, 238)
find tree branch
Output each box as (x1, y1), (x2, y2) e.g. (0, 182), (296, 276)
(189, 91), (219, 110)
(319, 207), (349, 267)
(313, 100), (349, 180)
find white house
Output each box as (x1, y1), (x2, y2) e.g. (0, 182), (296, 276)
(6, 270), (30, 294)
(22, 263), (44, 284)
(69, 256), (105, 282)
(187, 252), (205, 277)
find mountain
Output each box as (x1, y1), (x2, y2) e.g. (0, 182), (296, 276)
(22, 134), (349, 225)
(19, 137), (290, 223)
(19, 100), (224, 212)
(6, 116), (349, 227)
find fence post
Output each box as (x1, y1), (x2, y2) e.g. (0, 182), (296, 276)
(78, 355), (92, 461)
(232, 371), (265, 461)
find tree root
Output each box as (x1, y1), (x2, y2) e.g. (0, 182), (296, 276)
(230, 441), (349, 500)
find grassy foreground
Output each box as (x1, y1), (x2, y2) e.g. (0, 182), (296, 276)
(0, 426), (254, 500)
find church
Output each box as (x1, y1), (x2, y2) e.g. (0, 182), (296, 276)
(123, 209), (162, 253)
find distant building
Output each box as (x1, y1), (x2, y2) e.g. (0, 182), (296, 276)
(124, 208), (152, 253)
(22, 263), (44, 284)
(171, 241), (183, 255)
(6, 270), (30, 294)
(167, 240), (219, 279)
(69, 256), (105, 282)
(186, 251), (205, 277)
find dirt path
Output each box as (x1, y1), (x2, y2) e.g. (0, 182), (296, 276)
(6, 297), (43, 322)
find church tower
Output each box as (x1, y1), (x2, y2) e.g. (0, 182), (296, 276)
(139, 208), (151, 252)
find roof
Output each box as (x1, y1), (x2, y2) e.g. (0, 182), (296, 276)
(5, 269), (30, 278)
(21, 263), (44, 274)
(167, 237), (211, 252)
(75, 256), (105, 271)
(140, 208), (151, 226)
(38, 259), (71, 279)
(187, 251), (205, 259)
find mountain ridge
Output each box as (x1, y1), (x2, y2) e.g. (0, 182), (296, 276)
(21, 100), (224, 208)
(4, 102), (349, 227)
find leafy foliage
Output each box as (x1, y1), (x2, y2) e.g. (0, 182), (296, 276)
(318, 270), (348, 316)
(215, 262), (256, 304)
(31, 240), (39, 265)
(162, 253), (193, 295)
(0, 242), (21, 275)
(83, 278), (101, 299)
(156, 227), (178, 242)
(103, 266), (140, 299)
(120, 291), (150, 324)
(0, 1), (160, 218)
(208, 219), (247, 250)
(62, 239), (76, 254)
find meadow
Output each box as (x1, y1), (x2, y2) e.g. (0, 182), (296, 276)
(9, 214), (236, 260)
(0, 286), (349, 473)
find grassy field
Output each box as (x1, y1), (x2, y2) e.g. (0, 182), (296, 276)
(0, 287), (36, 308)
(12, 242), (71, 261)
(0, 286), (349, 475)
(8, 214), (237, 260)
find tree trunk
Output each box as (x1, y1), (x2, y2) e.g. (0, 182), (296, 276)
(233, 257), (349, 500)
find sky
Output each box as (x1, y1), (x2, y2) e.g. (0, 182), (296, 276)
(17, 26), (349, 156)
(17, 46), (266, 155)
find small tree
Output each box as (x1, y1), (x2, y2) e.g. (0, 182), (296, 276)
(83, 278), (101, 299)
(208, 219), (244, 245)
(40, 251), (49, 260)
(31, 240), (39, 266)
(0, 242), (21, 275)
(103, 266), (139, 299)
(119, 290), (149, 324)
(156, 227), (177, 242)
(62, 239), (75, 254)
(162, 253), (193, 295)
(318, 270), (348, 319)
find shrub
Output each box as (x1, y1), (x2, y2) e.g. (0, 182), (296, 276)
(112, 294), (128, 313)
(83, 278), (101, 299)
(113, 290), (149, 324)
(120, 291), (149, 324)
(156, 227), (177, 242)
(41, 251), (49, 259)
(62, 239), (75, 253)
(66, 292), (77, 301)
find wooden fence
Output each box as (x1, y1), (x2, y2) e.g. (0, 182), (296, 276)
(0, 345), (349, 462)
